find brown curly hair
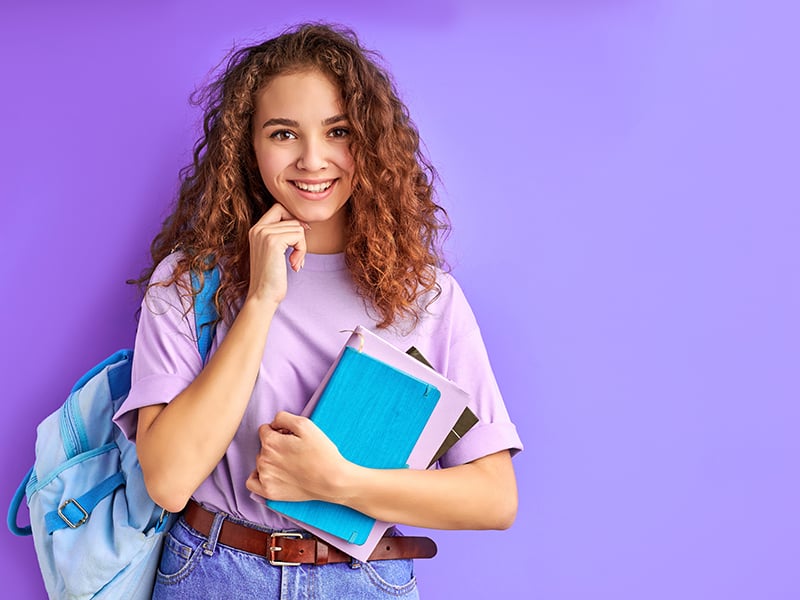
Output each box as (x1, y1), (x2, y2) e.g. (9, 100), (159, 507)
(134, 22), (449, 329)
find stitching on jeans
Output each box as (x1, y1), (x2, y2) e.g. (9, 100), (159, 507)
(156, 532), (204, 586)
(360, 560), (418, 596)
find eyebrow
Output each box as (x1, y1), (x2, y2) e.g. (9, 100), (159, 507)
(260, 114), (348, 129)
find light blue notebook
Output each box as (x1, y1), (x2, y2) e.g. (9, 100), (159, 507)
(266, 346), (440, 545)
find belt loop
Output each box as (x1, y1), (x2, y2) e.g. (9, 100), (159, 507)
(203, 510), (226, 556)
(316, 539), (329, 565)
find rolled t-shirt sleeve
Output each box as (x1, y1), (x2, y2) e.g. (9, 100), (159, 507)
(434, 278), (523, 468)
(113, 255), (203, 441)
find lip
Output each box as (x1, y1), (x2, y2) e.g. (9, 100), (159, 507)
(292, 178), (336, 185)
(289, 178), (338, 201)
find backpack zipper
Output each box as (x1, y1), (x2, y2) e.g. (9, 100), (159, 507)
(60, 391), (89, 460)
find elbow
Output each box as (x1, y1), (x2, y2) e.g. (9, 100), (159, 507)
(137, 439), (197, 514)
(143, 473), (192, 514)
(465, 490), (516, 530)
(480, 486), (517, 530)
(493, 492), (518, 530)
(140, 458), (194, 514)
(470, 450), (518, 530)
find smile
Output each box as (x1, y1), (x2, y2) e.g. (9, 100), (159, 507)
(292, 180), (334, 193)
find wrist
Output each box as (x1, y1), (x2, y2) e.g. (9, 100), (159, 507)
(241, 293), (281, 316)
(325, 460), (366, 507)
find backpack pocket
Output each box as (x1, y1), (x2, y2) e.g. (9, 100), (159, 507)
(27, 443), (169, 600)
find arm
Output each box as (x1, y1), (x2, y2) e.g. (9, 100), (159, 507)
(245, 411), (518, 530)
(136, 204), (308, 513)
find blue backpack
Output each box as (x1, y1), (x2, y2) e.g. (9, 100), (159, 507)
(7, 269), (219, 599)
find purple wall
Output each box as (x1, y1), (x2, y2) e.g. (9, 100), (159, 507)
(2, 1), (798, 598)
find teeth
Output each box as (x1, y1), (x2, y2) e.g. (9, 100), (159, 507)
(294, 180), (333, 193)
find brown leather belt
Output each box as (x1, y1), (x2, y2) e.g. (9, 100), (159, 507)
(183, 500), (437, 566)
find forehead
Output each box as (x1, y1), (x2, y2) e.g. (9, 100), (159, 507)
(254, 69), (344, 117)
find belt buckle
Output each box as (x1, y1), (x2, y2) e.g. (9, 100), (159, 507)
(268, 532), (304, 566)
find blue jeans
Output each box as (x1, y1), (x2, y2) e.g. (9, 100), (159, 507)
(151, 512), (420, 599)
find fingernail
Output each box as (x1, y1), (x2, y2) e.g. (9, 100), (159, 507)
(300, 258), (305, 270)
(301, 222), (311, 231)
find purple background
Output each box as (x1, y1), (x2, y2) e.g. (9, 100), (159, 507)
(2, 1), (798, 598)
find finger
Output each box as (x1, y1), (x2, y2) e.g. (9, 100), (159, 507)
(269, 426), (293, 435)
(251, 222), (305, 234)
(287, 231), (307, 273)
(257, 423), (274, 445)
(258, 202), (311, 231)
(271, 411), (306, 436)
(250, 227), (307, 272)
(245, 470), (266, 497)
(249, 224), (306, 244)
(258, 202), (297, 225)
(251, 217), (307, 232)
(250, 221), (308, 272)
(259, 204), (310, 270)
(272, 202), (312, 231)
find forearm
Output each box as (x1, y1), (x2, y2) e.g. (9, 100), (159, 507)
(137, 296), (278, 512)
(334, 451), (518, 531)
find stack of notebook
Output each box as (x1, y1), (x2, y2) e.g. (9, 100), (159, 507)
(265, 325), (478, 561)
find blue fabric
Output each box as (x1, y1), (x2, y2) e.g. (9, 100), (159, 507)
(190, 267), (220, 363)
(152, 514), (419, 600)
(7, 468), (33, 536)
(15, 352), (170, 599)
(7, 269), (220, 599)
(43, 472), (125, 533)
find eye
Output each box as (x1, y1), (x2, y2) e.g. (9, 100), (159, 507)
(270, 130), (296, 141)
(328, 127), (350, 139)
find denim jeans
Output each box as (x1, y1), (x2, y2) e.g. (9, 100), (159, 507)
(151, 512), (420, 599)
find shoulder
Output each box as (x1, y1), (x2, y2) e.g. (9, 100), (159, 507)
(431, 268), (473, 314)
(433, 268), (465, 300)
(141, 252), (192, 315)
(149, 251), (185, 286)
(417, 268), (480, 338)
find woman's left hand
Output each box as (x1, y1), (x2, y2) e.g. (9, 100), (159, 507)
(246, 411), (349, 503)
(246, 414), (518, 531)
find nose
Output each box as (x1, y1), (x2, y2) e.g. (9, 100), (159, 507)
(296, 137), (327, 172)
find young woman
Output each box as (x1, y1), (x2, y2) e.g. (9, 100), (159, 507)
(114, 23), (522, 599)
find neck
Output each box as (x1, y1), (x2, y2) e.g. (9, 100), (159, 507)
(305, 213), (347, 254)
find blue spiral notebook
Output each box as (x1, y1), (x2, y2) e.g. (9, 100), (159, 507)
(267, 346), (440, 545)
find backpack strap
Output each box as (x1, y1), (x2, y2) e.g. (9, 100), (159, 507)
(43, 472), (125, 533)
(190, 267), (221, 364)
(8, 468), (33, 536)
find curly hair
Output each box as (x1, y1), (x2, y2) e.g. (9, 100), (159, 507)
(134, 23), (449, 329)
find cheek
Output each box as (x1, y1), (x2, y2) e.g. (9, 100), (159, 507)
(338, 147), (355, 175)
(255, 148), (289, 183)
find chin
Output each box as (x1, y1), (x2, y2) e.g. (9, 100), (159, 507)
(290, 202), (348, 224)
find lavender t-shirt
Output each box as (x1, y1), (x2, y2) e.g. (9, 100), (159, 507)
(114, 251), (522, 527)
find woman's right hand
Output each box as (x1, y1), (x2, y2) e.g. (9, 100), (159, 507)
(138, 201), (308, 513)
(246, 202), (309, 305)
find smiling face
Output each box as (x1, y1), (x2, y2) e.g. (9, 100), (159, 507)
(252, 69), (355, 253)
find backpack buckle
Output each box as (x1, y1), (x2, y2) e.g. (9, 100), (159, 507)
(58, 498), (89, 528)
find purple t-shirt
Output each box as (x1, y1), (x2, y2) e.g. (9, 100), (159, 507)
(114, 251), (522, 527)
